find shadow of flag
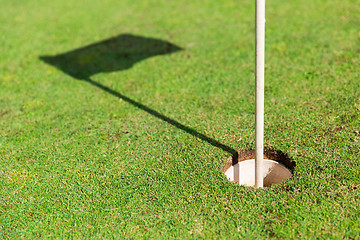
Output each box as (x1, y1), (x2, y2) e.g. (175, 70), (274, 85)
(39, 34), (238, 155)
(40, 33), (183, 80)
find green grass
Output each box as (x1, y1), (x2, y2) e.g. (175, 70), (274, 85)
(1, 0), (359, 238)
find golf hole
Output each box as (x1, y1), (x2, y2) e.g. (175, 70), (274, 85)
(223, 149), (295, 187)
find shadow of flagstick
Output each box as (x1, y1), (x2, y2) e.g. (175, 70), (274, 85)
(84, 77), (238, 157)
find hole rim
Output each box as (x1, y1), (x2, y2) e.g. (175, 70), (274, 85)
(223, 148), (296, 186)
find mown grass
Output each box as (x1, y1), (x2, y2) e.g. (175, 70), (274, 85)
(0, 0), (359, 238)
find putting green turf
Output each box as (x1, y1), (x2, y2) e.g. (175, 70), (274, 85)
(1, 0), (359, 238)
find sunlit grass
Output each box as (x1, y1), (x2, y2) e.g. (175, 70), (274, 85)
(0, 0), (359, 238)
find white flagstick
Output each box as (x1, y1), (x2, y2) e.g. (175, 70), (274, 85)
(255, 0), (265, 188)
